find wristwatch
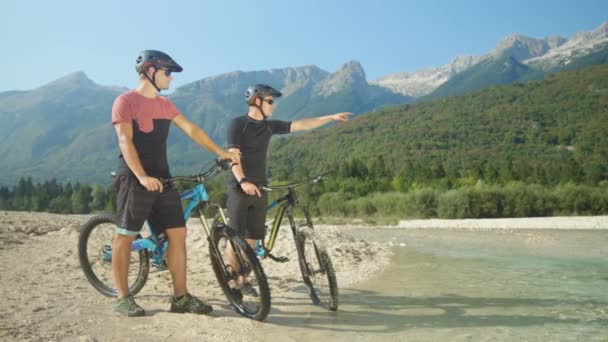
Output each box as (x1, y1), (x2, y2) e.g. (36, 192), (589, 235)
(238, 177), (248, 184)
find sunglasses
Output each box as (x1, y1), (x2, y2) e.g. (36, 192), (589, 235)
(163, 69), (172, 77)
(263, 99), (275, 105)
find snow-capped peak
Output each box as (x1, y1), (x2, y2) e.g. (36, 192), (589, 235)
(370, 55), (482, 97)
(371, 21), (607, 97)
(525, 21), (608, 69)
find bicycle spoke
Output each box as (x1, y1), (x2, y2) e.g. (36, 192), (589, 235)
(208, 223), (270, 321)
(78, 215), (149, 297)
(297, 226), (339, 311)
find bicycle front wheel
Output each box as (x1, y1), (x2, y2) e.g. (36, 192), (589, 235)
(295, 213), (339, 311)
(208, 222), (271, 321)
(78, 214), (150, 297)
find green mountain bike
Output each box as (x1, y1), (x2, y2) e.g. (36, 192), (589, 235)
(217, 172), (338, 311)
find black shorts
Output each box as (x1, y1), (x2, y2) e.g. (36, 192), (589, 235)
(115, 175), (185, 236)
(226, 188), (268, 240)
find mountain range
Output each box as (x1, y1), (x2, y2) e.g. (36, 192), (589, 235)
(0, 61), (411, 185)
(372, 21), (608, 98)
(0, 21), (606, 185)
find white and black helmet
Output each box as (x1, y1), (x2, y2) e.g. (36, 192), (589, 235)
(245, 84), (282, 105)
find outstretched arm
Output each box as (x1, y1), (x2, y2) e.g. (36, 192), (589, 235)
(290, 112), (352, 132)
(172, 114), (240, 163)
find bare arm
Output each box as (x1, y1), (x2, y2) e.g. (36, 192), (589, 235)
(290, 112), (352, 132)
(229, 147), (261, 197)
(114, 122), (164, 192)
(172, 114), (240, 163)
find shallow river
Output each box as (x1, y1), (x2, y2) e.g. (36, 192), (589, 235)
(251, 228), (608, 341)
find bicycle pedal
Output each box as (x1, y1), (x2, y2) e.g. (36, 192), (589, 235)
(151, 261), (169, 271)
(267, 253), (289, 263)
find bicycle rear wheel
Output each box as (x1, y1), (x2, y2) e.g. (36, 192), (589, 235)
(78, 214), (149, 297)
(294, 209), (338, 311)
(208, 222), (271, 321)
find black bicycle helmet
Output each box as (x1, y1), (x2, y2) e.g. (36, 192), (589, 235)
(245, 84), (282, 105)
(135, 50), (182, 92)
(135, 50), (183, 74)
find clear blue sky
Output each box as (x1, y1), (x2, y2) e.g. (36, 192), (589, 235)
(3, 0), (607, 92)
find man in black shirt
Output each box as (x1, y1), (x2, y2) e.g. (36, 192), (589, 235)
(226, 84), (350, 292)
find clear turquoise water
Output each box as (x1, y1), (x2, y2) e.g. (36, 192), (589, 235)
(256, 229), (608, 341)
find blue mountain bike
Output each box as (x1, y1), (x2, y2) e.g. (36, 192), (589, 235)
(77, 159), (270, 321)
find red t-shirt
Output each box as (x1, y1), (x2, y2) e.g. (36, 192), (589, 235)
(112, 90), (181, 178)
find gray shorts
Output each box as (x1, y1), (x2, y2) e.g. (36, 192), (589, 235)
(226, 189), (268, 240)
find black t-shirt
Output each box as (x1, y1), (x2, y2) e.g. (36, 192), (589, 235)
(227, 115), (291, 188)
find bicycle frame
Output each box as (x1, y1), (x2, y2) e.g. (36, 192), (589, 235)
(253, 172), (332, 257)
(257, 187), (304, 258)
(127, 176), (230, 267)
(181, 183), (229, 237)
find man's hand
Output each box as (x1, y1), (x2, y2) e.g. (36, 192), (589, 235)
(138, 176), (164, 192)
(330, 112), (352, 122)
(219, 150), (241, 164)
(240, 182), (261, 197)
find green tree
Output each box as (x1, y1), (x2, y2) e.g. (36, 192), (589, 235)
(90, 184), (108, 212)
(564, 155), (584, 183)
(48, 196), (71, 214)
(104, 183), (117, 212)
(71, 184), (92, 214)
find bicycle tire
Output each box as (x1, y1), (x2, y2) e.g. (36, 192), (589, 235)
(208, 222), (271, 321)
(78, 214), (150, 297)
(295, 213), (338, 311)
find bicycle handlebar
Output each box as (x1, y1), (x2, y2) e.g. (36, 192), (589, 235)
(261, 169), (334, 192)
(166, 158), (233, 185)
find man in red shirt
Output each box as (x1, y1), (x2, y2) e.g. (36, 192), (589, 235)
(111, 50), (239, 317)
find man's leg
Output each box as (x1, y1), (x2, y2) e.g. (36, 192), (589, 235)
(149, 187), (212, 314)
(225, 238), (255, 287)
(165, 227), (188, 297)
(164, 226), (213, 314)
(238, 199), (266, 290)
(226, 191), (248, 284)
(112, 233), (136, 298)
(236, 239), (257, 289)
(112, 231), (145, 317)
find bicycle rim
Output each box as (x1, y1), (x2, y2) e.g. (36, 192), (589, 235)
(209, 224), (271, 321)
(297, 227), (339, 311)
(78, 214), (149, 297)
